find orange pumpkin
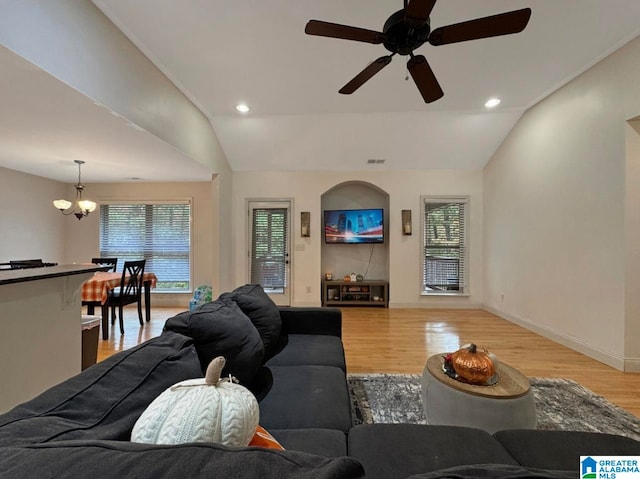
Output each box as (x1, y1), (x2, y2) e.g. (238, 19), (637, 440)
(451, 343), (495, 384)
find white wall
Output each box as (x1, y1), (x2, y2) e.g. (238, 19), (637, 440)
(0, 167), (66, 263)
(321, 182), (389, 281)
(0, 0), (227, 174)
(483, 36), (640, 370)
(212, 168), (234, 293)
(63, 181), (216, 308)
(232, 170), (483, 307)
(625, 120), (640, 369)
(0, 0), (236, 297)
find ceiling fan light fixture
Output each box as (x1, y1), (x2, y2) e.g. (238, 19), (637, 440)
(235, 103), (250, 113)
(485, 98), (501, 108)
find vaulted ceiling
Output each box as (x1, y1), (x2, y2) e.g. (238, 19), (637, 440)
(2, 1), (640, 181)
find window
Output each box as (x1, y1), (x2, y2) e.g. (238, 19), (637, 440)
(422, 197), (468, 294)
(250, 206), (288, 293)
(99, 201), (191, 292)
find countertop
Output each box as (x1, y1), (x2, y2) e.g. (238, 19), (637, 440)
(0, 264), (108, 286)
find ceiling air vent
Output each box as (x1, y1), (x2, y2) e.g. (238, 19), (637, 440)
(367, 159), (385, 164)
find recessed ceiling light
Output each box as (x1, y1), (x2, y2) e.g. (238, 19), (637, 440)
(485, 98), (501, 108)
(235, 103), (250, 113)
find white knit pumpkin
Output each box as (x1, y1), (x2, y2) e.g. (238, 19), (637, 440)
(131, 356), (259, 447)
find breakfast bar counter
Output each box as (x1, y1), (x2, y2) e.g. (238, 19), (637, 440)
(0, 264), (106, 413)
(0, 263), (106, 285)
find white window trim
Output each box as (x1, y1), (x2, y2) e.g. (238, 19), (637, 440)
(420, 195), (470, 296)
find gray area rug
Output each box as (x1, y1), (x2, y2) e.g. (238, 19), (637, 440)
(348, 374), (640, 441)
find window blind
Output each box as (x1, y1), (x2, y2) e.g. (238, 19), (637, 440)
(99, 202), (191, 292)
(422, 198), (467, 293)
(250, 207), (288, 290)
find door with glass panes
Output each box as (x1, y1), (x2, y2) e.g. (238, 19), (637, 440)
(248, 201), (291, 305)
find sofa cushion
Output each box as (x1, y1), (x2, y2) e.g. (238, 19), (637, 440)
(221, 284), (282, 360)
(348, 424), (518, 479)
(270, 428), (348, 458)
(265, 334), (346, 371)
(405, 464), (575, 479)
(0, 440), (365, 479)
(0, 331), (202, 446)
(163, 298), (264, 385)
(258, 365), (352, 432)
(494, 429), (640, 471)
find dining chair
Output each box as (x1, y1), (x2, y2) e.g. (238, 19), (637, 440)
(88, 258), (118, 320)
(91, 258), (120, 320)
(105, 259), (146, 334)
(91, 257), (118, 272)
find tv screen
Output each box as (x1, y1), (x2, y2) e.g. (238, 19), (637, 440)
(324, 208), (384, 244)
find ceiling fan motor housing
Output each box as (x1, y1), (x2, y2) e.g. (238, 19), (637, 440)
(383, 9), (430, 55)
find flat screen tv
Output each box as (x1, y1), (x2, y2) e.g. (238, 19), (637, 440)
(324, 208), (384, 244)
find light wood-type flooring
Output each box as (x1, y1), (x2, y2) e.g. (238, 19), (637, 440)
(98, 306), (640, 418)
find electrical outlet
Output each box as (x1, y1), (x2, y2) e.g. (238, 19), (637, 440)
(500, 292), (505, 302)
(306, 285), (312, 294)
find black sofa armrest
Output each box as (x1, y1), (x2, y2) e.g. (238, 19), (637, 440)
(278, 307), (342, 338)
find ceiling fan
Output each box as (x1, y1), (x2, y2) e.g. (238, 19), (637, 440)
(305, 0), (531, 103)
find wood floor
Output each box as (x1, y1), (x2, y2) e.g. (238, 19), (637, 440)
(99, 306), (640, 418)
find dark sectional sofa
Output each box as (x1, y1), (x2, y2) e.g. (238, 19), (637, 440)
(0, 284), (638, 479)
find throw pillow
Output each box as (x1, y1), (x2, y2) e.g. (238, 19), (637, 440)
(249, 425), (285, 450)
(163, 297), (264, 384)
(221, 284), (282, 360)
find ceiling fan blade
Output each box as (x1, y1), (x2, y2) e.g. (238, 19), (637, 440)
(404, 0), (438, 27)
(305, 20), (384, 44)
(407, 55), (443, 103)
(428, 8), (532, 46)
(339, 56), (393, 95)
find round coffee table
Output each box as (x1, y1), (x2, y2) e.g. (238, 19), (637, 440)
(421, 354), (537, 433)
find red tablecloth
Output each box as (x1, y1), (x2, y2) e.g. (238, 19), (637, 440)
(82, 271), (158, 304)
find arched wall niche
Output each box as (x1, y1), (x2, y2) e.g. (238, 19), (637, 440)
(320, 181), (390, 281)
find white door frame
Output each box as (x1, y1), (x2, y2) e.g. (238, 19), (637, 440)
(247, 199), (292, 306)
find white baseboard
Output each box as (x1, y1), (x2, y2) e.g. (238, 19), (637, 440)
(623, 358), (640, 372)
(482, 304), (628, 372)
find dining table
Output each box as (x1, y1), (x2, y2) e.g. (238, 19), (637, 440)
(82, 271), (158, 340)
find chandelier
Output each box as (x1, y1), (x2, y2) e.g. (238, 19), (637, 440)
(53, 160), (97, 220)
